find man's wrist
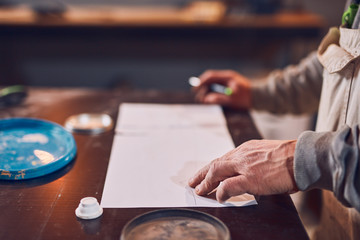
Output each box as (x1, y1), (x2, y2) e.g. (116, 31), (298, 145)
(294, 131), (334, 191)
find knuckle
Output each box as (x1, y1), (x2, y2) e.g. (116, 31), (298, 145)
(224, 69), (235, 74)
(220, 180), (232, 192)
(244, 139), (257, 146)
(223, 70), (238, 77)
(202, 179), (212, 189)
(205, 160), (223, 182)
(209, 160), (222, 174)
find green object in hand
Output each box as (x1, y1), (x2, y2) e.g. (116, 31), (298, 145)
(224, 87), (233, 96)
(342, 3), (359, 28)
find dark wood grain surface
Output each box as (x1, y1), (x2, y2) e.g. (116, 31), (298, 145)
(0, 88), (308, 240)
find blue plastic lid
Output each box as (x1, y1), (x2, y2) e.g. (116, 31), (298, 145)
(0, 118), (77, 180)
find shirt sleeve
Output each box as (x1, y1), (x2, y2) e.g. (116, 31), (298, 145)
(294, 125), (360, 211)
(251, 51), (323, 114)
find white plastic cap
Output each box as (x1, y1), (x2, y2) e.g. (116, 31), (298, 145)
(188, 76), (201, 87)
(75, 197), (103, 220)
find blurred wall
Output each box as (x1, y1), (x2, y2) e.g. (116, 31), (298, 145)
(302, 0), (345, 28)
(0, 0), (348, 89)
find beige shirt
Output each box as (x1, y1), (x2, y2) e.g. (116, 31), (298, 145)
(251, 27), (360, 239)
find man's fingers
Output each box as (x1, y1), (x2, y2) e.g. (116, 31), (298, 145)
(199, 70), (237, 86)
(194, 86), (208, 103)
(203, 93), (231, 106)
(188, 163), (211, 188)
(216, 175), (248, 203)
(195, 161), (237, 196)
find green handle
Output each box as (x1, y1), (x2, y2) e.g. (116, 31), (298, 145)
(342, 3), (359, 28)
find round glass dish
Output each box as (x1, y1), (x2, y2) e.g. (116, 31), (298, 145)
(120, 209), (231, 240)
(64, 113), (113, 134)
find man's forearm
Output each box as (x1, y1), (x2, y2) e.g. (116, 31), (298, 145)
(251, 52), (323, 114)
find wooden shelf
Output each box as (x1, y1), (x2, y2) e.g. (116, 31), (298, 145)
(0, 4), (325, 29)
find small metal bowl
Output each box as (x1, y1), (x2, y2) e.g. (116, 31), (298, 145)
(120, 209), (231, 240)
(64, 113), (113, 134)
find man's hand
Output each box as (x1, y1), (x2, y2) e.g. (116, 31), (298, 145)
(188, 140), (298, 203)
(193, 70), (252, 110)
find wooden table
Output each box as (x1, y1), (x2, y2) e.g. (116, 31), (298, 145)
(0, 88), (308, 239)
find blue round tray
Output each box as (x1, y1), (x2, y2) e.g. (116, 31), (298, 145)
(0, 118), (77, 180)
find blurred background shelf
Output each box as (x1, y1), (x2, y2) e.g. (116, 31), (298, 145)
(0, 1), (328, 89)
(0, 3), (324, 28)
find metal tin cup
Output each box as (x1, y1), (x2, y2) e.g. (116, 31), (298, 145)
(120, 209), (231, 240)
(64, 113), (113, 134)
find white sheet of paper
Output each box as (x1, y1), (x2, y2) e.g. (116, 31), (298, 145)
(101, 103), (257, 208)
